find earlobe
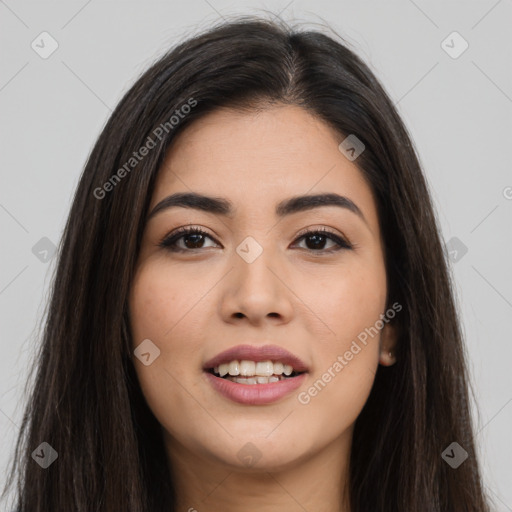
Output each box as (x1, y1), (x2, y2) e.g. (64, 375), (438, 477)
(378, 321), (399, 367)
(379, 349), (397, 366)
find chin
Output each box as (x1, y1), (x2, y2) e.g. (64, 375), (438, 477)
(198, 432), (313, 472)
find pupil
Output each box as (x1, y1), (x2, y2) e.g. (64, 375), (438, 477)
(185, 234), (204, 248)
(306, 234), (325, 250)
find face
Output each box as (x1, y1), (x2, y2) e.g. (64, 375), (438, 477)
(128, 104), (397, 473)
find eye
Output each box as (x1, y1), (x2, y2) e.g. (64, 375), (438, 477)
(158, 226), (218, 252)
(159, 226), (353, 253)
(292, 227), (352, 253)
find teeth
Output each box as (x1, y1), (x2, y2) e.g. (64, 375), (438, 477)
(212, 360), (301, 380)
(228, 360), (240, 376)
(239, 360), (256, 376)
(218, 363), (229, 377)
(226, 375), (287, 384)
(234, 377), (257, 385)
(255, 361), (272, 376)
(273, 362), (284, 374)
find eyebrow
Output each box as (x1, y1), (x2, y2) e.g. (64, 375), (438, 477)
(147, 191), (367, 224)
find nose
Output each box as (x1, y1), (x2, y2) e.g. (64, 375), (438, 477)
(219, 244), (294, 326)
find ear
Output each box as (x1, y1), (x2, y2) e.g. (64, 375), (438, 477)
(378, 320), (399, 367)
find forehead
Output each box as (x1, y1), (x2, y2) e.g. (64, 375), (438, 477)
(150, 105), (378, 229)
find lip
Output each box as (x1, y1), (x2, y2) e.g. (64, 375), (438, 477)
(204, 371), (307, 405)
(203, 344), (309, 373)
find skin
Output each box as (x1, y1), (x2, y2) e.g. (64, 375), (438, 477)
(128, 104), (398, 512)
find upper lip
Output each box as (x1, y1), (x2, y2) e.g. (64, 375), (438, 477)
(203, 344), (309, 373)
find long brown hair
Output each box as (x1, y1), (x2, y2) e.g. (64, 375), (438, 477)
(3, 15), (491, 511)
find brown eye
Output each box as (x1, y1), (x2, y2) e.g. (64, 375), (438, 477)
(293, 228), (352, 253)
(159, 227), (218, 252)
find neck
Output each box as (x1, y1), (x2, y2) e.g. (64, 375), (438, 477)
(164, 431), (352, 512)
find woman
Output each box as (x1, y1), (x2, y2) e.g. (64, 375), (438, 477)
(3, 15), (491, 511)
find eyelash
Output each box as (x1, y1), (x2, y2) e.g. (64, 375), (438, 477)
(158, 226), (353, 254)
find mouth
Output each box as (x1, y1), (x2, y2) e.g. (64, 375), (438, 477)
(203, 344), (308, 404)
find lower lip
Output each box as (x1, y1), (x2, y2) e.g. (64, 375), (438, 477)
(204, 371), (307, 405)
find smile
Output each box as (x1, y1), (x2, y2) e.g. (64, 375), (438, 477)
(203, 344), (309, 404)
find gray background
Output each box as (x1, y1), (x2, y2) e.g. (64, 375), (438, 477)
(1, 0), (511, 509)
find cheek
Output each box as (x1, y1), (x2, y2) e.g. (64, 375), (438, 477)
(128, 265), (218, 445)
(128, 264), (203, 397)
(129, 262), (206, 350)
(292, 257), (386, 424)
(130, 265), (175, 343)
(294, 255), (387, 354)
